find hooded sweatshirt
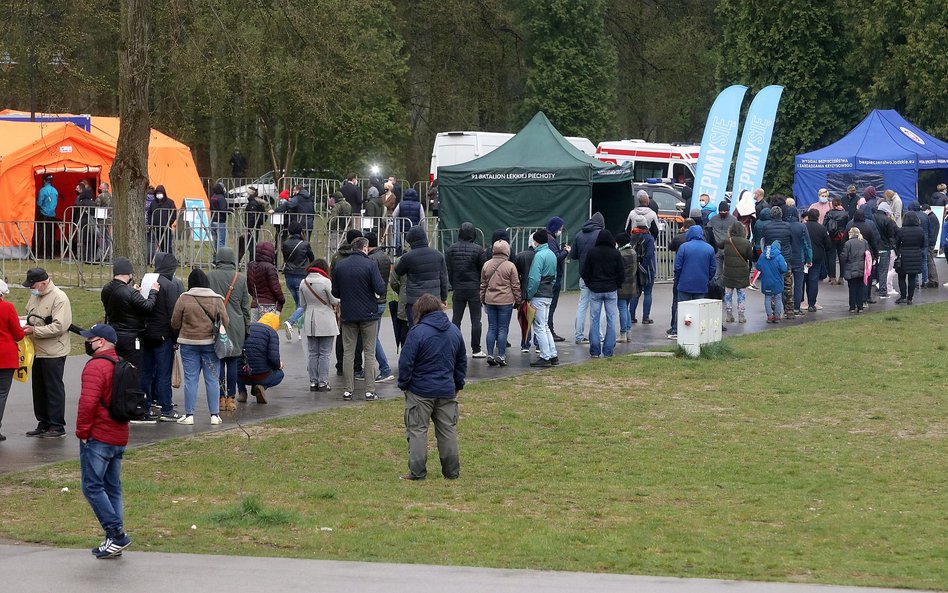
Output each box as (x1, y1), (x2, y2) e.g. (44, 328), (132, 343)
(674, 225), (716, 293)
(144, 252), (184, 341)
(581, 229), (625, 293)
(480, 240), (521, 306)
(446, 222), (483, 294)
(756, 240), (788, 295)
(207, 246), (251, 352)
(570, 212), (604, 269)
(393, 226), (449, 305)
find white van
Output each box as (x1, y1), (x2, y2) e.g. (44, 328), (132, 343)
(595, 140), (699, 184)
(429, 131), (597, 182)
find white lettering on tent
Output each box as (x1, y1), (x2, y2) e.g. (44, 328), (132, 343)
(59, 146), (73, 153)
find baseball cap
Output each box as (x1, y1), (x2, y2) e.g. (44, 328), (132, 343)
(23, 268), (49, 288)
(80, 323), (118, 344)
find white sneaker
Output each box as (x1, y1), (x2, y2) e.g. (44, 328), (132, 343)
(176, 414), (194, 425)
(210, 415), (222, 425)
(472, 351), (487, 359)
(284, 321), (293, 341)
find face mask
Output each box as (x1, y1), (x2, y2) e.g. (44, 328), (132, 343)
(819, 196), (828, 203)
(30, 288), (40, 296)
(700, 202), (708, 208)
(84, 341), (98, 357)
(156, 194), (165, 199)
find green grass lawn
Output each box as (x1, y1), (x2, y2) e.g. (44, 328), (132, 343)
(0, 304), (945, 590)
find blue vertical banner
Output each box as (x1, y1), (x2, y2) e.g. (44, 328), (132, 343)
(693, 84), (747, 208)
(730, 85), (784, 203)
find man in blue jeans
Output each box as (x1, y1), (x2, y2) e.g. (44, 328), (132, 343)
(570, 213), (604, 344)
(366, 232), (395, 382)
(76, 324), (132, 559)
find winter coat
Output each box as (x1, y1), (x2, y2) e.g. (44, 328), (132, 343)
(368, 247), (393, 304)
(616, 245), (640, 299)
(513, 248), (535, 301)
(674, 226), (716, 294)
(300, 272), (339, 337)
(331, 250), (386, 323)
(787, 220), (813, 271)
(281, 234), (315, 276)
(246, 242), (285, 310)
(847, 213), (880, 259)
(570, 212), (604, 269)
(76, 348), (128, 447)
(705, 212), (738, 250)
(926, 211), (940, 246)
(393, 189), (424, 227)
(752, 205), (773, 250)
(102, 278), (158, 337)
(527, 243), (557, 299)
(393, 226), (449, 305)
(841, 237), (868, 280)
(480, 229), (511, 269)
(0, 299), (24, 369)
(147, 194), (177, 228)
(580, 230), (625, 293)
(364, 195), (386, 219)
(761, 219), (792, 262)
(208, 189), (230, 224)
(24, 281), (72, 358)
(170, 288), (229, 346)
(341, 180), (362, 213)
(805, 221), (834, 267)
(446, 223), (483, 295)
(480, 241), (521, 306)
(823, 208), (850, 243)
(895, 214), (927, 275)
(625, 206), (659, 238)
(331, 197), (352, 219)
(144, 253), (184, 342)
(722, 234), (753, 289)
(242, 322), (281, 376)
(547, 234), (569, 287)
(873, 210), (898, 250)
(208, 247), (251, 353)
(397, 310), (466, 398)
(244, 195), (268, 229)
(756, 241), (788, 295)
(38, 182), (58, 217)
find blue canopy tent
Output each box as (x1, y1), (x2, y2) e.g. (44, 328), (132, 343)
(794, 110), (948, 207)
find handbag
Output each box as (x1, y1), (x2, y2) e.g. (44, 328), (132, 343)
(304, 278), (340, 327)
(171, 348), (182, 389)
(192, 295), (238, 359)
(893, 253), (902, 271)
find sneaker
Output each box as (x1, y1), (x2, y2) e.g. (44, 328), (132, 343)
(26, 426), (47, 437)
(210, 415), (222, 425)
(575, 338), (590, 345)
(747, 284), (759, 291)
(591, 353), (601, 358)
(399, 473), (424, 481)
(365, 392), (378, 401)
(283, 321), (293, 341)
(807, 306), (817, 312)
(521, 346), (530, 353)
(666, 332), (677, 340)
(630, 318), (638, 324)
(889, 289), (900, 296)
(342, 391), (353, 401)
(738, 313), (746, 323)
(316, 384), (331, 392)
(158, 412), (182, 422)
(93, 533), (131, 559)
(794, 310), (805, 317)
(642, 318), (654, 325)
(129, 414), (157, 424)
(878, 294), (890, 299)
(354, 371), (365, 381)
(486, 356), (497, 367)
(375, 373), (395, 383)
(176, 414), (194, 425)
(310, 383), (317, 392)
(895, 297), (906, 304)
(497, 357), (507, 367)
(725, 313), (735, 323)
(472, 351), (487, 359)
(529, 358), (552, 368)
(37, 428), (66, 438)
(551, 333), (566, 342)
(549, 356), (560, 366)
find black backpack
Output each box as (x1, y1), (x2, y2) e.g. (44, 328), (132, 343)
(98, 355), (148, 422)
(632, 237), (650, 288)
(825, 213), (844, 241)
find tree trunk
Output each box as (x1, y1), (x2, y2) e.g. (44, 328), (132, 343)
(109, 0), (151, 274)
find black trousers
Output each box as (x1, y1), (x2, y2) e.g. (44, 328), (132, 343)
(548, 280), (562, 334)
(32, 356), (67, 430)
(451, 291), (482, 353)
(115, 333), (143, 369)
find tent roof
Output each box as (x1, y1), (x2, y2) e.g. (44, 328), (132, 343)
(795, 109), (948, 171)
(439, 112), (632, 185)
(0, 119), (116, 165)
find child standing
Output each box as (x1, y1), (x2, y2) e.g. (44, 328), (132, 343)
(756, 240), (788, 323)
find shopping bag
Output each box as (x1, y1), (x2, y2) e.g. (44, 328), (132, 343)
(172, 348), (182, 389)
(15, 337), (34, 383)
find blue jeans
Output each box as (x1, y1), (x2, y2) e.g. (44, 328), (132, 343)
(617, 298), (632, 334)
(239, 368), (285, 391)
(376, 303), (391, 376)
(574, 279), (591, 342)
(629, 281), (653, 321)
(80, 438), (126, 538)
(484, 303), (513, 358)
(210, 221), (227, 252)
(531, 297), (556, 360)
(792, 268), (805, 311)
(219, 356), (239, 397)
(764, 292), (783, 318)
(678, 291), (705, 302)
(588, 291), (618, 357)
(285, 274), (306, 327)
(179, 344), (220, 415)
(141, 338), (175, 415)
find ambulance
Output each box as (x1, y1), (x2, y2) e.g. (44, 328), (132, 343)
(595, 140), (699, 184)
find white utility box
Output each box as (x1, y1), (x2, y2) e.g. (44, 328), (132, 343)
(677, 298), (722, 357)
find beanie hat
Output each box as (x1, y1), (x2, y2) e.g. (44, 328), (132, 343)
(718, 201), (730, 212)
(345, 229), (363, 244)
(258, 312), (281, 332)
(863, 186), (877, 200)
(113, 257), (134, 276)
(188, 268), (209, 289)
(532, 228), (548, 245)
(546, 216), (565, 234)
(615, 232), (631, 247)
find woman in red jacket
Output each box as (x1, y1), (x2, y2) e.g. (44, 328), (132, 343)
(0, 279), (25, 441)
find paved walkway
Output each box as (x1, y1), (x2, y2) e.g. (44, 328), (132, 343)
(0, 544), (937, 593)
(2, 278), (947, 474)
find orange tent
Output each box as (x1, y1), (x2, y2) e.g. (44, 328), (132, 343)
(0, 120), (117, 250)
(0, 109), (207, 206)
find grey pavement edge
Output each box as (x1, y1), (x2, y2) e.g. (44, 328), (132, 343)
(0, 544), (940, 593)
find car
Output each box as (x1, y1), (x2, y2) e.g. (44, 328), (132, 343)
(632, 182), (686, 222)
(225, 171), (278, 208)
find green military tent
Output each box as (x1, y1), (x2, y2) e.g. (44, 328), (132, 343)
(438, 112), (635, 287)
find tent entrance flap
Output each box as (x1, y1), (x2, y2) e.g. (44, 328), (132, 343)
(34, 170), (101, 222)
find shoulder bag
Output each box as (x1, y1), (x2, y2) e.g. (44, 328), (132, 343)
(192, 295), (237, 359)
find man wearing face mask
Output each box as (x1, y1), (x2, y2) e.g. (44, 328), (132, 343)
(23, 268), (72, 438)
(841, 185), (860, 220)
(698, 193), (715, 225)
(101, 257), (159, 380)
(146, 185), (177, 257)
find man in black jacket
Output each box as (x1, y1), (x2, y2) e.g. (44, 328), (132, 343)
(366, 232), (394, 382)
(546, 216), (570, 342)
(873, 201), (899, 299)
(101, 257), (160, 416)
(446, 222), (484, 357)
(332, 237), (386, 401)
(341, 173), (362, 222)
(142, 252), (184, 421)
(580, 230), (624, 358)
(394, 226), (449, 328)
(920, 202), (940, 287)
(804, 209), (833, 312)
